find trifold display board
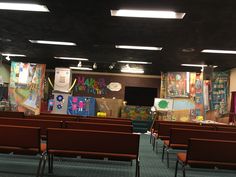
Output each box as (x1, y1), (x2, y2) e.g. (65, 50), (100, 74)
(8, 61), (46, 115)
(67, 96), (96, 116)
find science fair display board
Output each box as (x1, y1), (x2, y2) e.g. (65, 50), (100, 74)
(67, 96), (96, 116)
(8, 61), (46, 115)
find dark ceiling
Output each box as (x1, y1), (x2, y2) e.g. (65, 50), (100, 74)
(1, 0), (236, 75)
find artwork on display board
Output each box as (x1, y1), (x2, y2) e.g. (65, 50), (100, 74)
(54, 68), (72, 92)
(73, 75), (108, 95)
(195, 73), (204, 117)
(167, 72), (189, 97)
(154, 98), (174, 111)
(210, 71), (229, 115)
(52, 92), (71, 115)
(8, 62), (46, 115)
(121, 105), (152, 121)
(67, 96), (96, 116)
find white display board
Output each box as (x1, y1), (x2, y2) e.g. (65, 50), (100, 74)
(54, 68), (72, 92)
(52, 92), (71, 114)
(154, 98), (174, 111)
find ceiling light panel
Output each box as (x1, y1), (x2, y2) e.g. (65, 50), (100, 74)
(0, 3), (49, 12)
(115, 45), (162, 51)
(70, 67), (93, 71)
(201, 49), (236, 54)
(1, 53), (26, 57)
(29, 40), (76, 46)
(118, 60), (152, 64)
(54, 57), (88, 61)
(111, 9), (185, 19)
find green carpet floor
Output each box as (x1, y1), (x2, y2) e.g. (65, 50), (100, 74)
(0, 134), (235, 177)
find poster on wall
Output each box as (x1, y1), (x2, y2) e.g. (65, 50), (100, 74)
(8, 62), (46, 115)
(154, 98), (173, 111)
(73, 75), (108, 95)
(167, 72), (189, 97)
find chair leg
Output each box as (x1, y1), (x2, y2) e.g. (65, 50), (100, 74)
(182, 164), (186, 177)
(174, 160), (179, 177)
(40, 153), (47, 177)
(167, 149), (170, 168)
(48, 154), (51, 173)
(162, 145), (166, 161)
(155, 141), (158, 154)
(153, 137), (156, 150)
(135, 158), (140, 177)
(36, 152), (47, 177)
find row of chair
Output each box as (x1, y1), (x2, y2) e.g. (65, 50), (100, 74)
(150, 120), (236, 152)
(0, 124), (140, 177)
(149, 120), (236, 177)
(0, 117), (133, 139)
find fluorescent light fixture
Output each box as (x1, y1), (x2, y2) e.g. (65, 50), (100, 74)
(0, 3), (49, 12)
(181, 64), (218, 68)
(29, 40), (76, 46)
(118, 60), (152, 64)
(70, 67), (93, 71)
(1, 53), (26, 57)
(181, 64), (207, 67)
(115, 45), (162, 51)
(54, 57), (88, 61)
(111, 9), (185, 19)
(201, 49), (236, 55)
(121, 68), (144, 74)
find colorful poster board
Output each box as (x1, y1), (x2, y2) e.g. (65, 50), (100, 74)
(167, 72), (189, 97)
(154, 98), (173, 111)
(67, 96), (96, 116)
(8, 62), (46, 115)
(210, 71), (229, 115)
(121, 105), (152, 121)
(195, 73), (204, 116)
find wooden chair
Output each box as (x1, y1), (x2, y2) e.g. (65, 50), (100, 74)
(46, 128), (140, 177)
(79, 117), (132, 125)
(163, 128), (236, 167)
(65, 121), (133, 133)
(175, 138), (236, 177)
(0, 125), (47, 177)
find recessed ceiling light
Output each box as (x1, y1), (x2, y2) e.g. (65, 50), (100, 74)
(29, 40), (76, 46)
(0, 3), (49, 12)
(54, 57), (88, 61)
(181, 64), (218, 68)
(70, 67), (93, 71)
(118, 60), (152, 64)
(201, 49), (236, 54)
(1, 53), (26, 57)
(111, 9), (185, 19)
(115, 45), (162, 51)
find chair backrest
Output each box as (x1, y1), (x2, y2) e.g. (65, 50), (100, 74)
(87, 116), (132, 122)
(186, 138), (236, 168)
(0, 125), (41, 154)
(170, 128), (236, 146)
(0, 117), (63, 137)
(26, 115), (77, 121)
(40, 112), (78, 118)
(153, 120), (200, 132)
(216, 126), (236, 132)
(79, 117), (132, 125)
(158, 123), (214, 139)
(47, 128), (139, 156)
(0, 111), (25, 118)
(65, 121), (133, 133)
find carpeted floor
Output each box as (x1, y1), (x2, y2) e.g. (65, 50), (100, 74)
(0, 134), (235, 177)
